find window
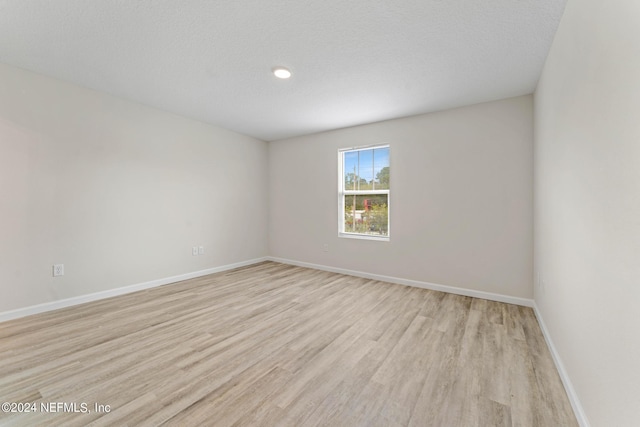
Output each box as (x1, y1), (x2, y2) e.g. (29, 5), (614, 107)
(338, 144), (390, 240)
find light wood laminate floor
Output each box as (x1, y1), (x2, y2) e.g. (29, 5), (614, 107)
(0, 261), (577, 426)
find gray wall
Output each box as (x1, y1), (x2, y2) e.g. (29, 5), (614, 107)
(0, 63), (269, 312)
(534, 0), (640, 425)
(269, 96), (533, 299)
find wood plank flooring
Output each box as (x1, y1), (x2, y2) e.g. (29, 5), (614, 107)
(0, 261), (577, 426)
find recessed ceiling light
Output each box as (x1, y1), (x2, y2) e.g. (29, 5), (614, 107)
(272, 67), (291, 79)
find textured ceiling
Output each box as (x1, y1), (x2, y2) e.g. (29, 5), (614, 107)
(0, 0), (566, 141)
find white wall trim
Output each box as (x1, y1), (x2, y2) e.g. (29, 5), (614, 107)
(0, 257), (268, 323)
(267, 256), (534, 307)
(533, 302), (591, 427)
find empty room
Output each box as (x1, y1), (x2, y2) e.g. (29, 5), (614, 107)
(0, 0), (638, 426)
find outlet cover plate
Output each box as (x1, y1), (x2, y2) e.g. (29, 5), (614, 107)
(53, 264), (64, 277)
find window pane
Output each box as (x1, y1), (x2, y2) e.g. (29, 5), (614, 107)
(344, 151), (358, 191)
(343, 194), (389, 236)
(373, 147), (390, 190)
(358, 149), (374, 190)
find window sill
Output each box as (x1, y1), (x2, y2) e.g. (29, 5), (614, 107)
(338, 232), (390, 242)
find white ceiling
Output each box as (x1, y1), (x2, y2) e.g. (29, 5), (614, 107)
(0, 0), (567, 141)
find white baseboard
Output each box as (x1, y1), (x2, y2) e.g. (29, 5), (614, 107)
(267, 256), (534, 307)
(0, 257), (268, 323)
(533, 302), (590, 427)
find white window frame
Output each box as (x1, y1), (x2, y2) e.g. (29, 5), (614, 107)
(338, 144), (390, 241)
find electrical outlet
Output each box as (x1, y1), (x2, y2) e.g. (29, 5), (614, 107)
(192, 246), (198, 256)
(198, 246), (204, 255)
(323, 243), (329, 252)
(53, 264), (64, 277)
